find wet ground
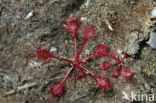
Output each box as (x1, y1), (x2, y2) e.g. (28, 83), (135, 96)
(0, 0), (156, 103)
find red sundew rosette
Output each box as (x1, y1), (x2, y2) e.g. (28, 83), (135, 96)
(64, 16), (81, 37)
(49, 81), (65, 98)
(36, 49), (54, 61)
(95, 44), (109, 56)
(94, 76), (112, 91)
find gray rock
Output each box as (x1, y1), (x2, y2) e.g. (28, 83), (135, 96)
(146, 30), (156, 49)
(151, 8), (156, 18)
(0, 69), (20, 88)
(50, 46), (57, 52)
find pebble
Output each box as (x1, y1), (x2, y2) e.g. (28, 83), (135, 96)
(85, 49), (90, 55)
(81, 17), (87, 21)
(29, 60), (42, 68)
(25, 11), (33, 20)
(151, 8), (156, 18)
(50, 46), (57, 52)
(146, 30), (156, 49)
(0, 69), (20, 88)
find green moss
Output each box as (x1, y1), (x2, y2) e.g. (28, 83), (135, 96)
(27, 0), (33, 5)
(62, 50), (67, 55)
(38, 32), (47, 39)
(152, 59), (156, 67)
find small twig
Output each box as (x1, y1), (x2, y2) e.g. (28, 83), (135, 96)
(104, 19), (114, 31)
(49, 0), (60, 5)
(0, 7), (4, 16)
(3, 82), (37, 96)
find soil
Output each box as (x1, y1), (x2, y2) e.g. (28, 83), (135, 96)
(0, 0), (156, 103)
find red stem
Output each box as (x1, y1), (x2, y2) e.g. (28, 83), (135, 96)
(120, 62), (127, 70)
(108, 52), (128, 71)
(74, 37), (78, 61)
(80, 64), (96, 77)
(62, 65), (75, 83)
(77, 39), (88, 60)
(116, 64), (121, 71)
(109, 61), (119, 67)
(118, 55), (127, 70)
(74, 36), (84, 74)
(111, 56), (127, 70)
(121, 54), (128, 61)
(80, 54), (97, 63)
(76, 64), (84, 74)
(53, 56), (74, 64)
